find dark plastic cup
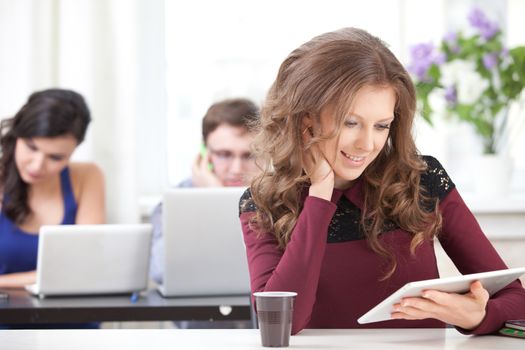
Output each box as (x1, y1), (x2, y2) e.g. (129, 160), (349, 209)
(253, 291), (297, 347)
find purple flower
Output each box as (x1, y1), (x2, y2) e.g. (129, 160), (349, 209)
(445, 86), (457, 106)
(468, 8), (499, 40)
(444, 31), (457, 44)
(501, 47), (509, 58)
(434, 52), (446, 65)
(443, 31), (460, 53)
(408, 42), (439, 81)
(482, 53), (498, 70)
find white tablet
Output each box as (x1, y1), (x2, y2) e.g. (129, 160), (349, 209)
(358, 267), (525, 324)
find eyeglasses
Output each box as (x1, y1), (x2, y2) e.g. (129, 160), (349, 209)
(208, 148), (254, 165)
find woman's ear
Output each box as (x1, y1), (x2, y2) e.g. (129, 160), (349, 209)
(302, 114), (313, 129)
(302, 115), (314, 137)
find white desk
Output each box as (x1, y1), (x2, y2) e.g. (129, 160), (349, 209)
(0, 329), (522, 350)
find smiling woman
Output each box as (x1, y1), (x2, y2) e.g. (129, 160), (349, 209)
(312, 86), (396, 192)
(239, 27), (525, 336)
(0, 88), (106, 291)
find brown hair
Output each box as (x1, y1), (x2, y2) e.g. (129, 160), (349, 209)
(201, 98), (259, 143)
(249, 28), (441, 279)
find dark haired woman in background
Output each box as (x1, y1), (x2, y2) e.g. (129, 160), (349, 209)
(0, 88), (105, 290)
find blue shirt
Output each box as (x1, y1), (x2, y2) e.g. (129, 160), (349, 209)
(0, 167), (77, 275)
(149, 177), (193, 283)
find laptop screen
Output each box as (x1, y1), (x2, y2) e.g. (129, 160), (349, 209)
(161, 187), (250, 297)
(31, 224), (152, 297)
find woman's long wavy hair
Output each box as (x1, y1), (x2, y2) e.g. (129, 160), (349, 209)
(249, 28), (442, 279)
(0, 88), (91, 225)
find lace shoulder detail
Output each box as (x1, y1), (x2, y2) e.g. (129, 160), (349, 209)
(239, 188), (257, 216)
(420, 155), (455, 201)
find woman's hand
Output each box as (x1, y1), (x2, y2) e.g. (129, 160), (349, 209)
(0, 270), (37, 288)
(302, 128), (334, 201)
(191, 153), (222, 187)
(391, 280), (489, 330)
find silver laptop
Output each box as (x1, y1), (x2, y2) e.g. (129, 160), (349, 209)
(158, 187), (250, 297)
(25, 224), (152, 298)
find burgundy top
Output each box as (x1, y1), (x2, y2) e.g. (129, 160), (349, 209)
(239, 156), (525, 335)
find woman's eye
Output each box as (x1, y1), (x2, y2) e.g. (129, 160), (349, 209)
(376, 124), (391, 130)
(344, 120), (358, 127)
(25, 141), (37, 151)
(49, 155), (65, 161)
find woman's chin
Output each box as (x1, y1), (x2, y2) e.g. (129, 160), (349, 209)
(224, 180), (245, 187)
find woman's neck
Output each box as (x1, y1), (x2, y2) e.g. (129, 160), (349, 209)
(28, 174), (61, 198)
(334, 176), (354, 190)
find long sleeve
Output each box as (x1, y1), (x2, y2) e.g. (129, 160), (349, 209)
(240, 195), (337, 334)
(438, 188), (525, 334)
(149, 202), (164, 284)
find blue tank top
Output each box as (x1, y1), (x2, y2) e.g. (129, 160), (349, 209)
(0, 167), (77, 275)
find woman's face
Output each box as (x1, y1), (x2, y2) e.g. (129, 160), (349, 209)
(14, 135), (78, 184)
(319, 85), (396, 189)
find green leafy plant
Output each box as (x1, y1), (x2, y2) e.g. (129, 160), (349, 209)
(408, 8), (525, 154)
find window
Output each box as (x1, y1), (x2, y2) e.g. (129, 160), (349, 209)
(165, 0), (524, 192)
(165, 0), (409, 185)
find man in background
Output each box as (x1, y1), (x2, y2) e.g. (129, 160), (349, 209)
(149, 98), (259, 328)
(177, 98), (259, 188)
